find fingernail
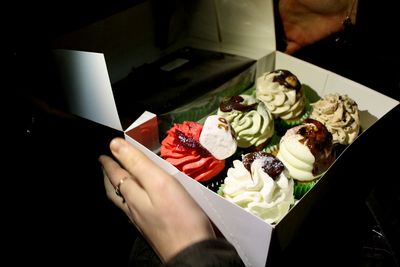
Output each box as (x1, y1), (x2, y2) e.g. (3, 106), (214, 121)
(110, 138), (126, 153)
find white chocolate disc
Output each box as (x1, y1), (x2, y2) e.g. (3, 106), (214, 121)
(199, 115), (237, 160)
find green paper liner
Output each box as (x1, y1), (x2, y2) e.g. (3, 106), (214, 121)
(217, 184), (225, 196)
(202, 176), (226, 193)
(275, 99), (313, 134)
(263, 145), (279, 157)
(262, 133), (281, 156)
(294, 179), (317, 199)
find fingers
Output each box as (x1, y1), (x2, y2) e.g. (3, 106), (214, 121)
(99, 154), (150, 214)
(100, 138), (217, 262)
(103, 169), (128, 211)
(108, 138), (177, 195)
(99, 153), (131, 191)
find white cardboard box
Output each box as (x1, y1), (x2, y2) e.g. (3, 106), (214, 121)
(52, 1), (399, 266)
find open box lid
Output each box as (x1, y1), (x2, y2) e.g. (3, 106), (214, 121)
(52, 49), (123, 131)
(52, 48), (161, 153)
(51, 0), (277, 132)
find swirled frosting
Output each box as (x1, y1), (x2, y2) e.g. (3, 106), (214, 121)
(256, 69), (306, 120)
(277, 119), (335, 181)
(160, 121), (225, 182)
(217, 95), (274, 149)
(222, 152), (294, 224)
(310, 93), (360, 145)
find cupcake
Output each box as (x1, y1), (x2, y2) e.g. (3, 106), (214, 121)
(219, 151), (295, 225)
(160, 115), (237, 191)
(310, 93), (361, 146)
(255, 69), (310, 132)
(217, 95), (274, 151)
(276, 118), (335, 199)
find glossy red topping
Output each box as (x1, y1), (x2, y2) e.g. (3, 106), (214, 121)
(160, 121), (225, 182)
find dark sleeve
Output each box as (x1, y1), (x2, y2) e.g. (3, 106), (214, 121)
(164, 239), (245, 267)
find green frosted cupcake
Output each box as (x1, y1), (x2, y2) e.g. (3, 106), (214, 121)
(217, 95), (275, 151)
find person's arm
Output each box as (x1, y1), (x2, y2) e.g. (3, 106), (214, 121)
(165, 239), (245, 267)
(279, 0), (358, 54)
(99, 138), (244, 266)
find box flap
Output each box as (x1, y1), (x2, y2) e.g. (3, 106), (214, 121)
(52, 49), (123, 131)
(125, 111), (160, 153)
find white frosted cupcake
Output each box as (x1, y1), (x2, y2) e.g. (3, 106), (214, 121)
(276, 119), (335, 199)
(256, 69), (310, 131)
(219, 151), (294, 225)
(217, 95), (274, 151)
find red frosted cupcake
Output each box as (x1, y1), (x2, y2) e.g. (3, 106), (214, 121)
(160, 118), (234, 190)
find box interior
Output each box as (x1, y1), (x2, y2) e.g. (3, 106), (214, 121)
(53, 48), (399, 267)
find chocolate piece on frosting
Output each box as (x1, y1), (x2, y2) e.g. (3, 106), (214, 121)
(219, 95), (258, 112)
(296, 118), (334, 176)
(272, 69), (302, 92)
(242, 151), (284, 179)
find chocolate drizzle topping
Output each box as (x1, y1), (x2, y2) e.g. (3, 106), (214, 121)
(242, 151), (284, 180)
(220, 95), (258, 112)
(175, 130), (210, 156)
(272, 69), (301, 92)
(297, 118), (335, 175)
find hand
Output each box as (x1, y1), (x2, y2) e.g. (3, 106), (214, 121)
(279, 0), (356, 54)
(99, 138), (216, 262)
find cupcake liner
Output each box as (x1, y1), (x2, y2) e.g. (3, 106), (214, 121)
(202, 176), (226, 193)
(275, 99), (313, 134)
(217, 184), (225, 196)
(293, 179), (317, 199)
(263, 133), (281, 156)
(263, 144), (279, 157)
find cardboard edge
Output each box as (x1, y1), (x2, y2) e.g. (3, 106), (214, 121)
(125, 111), (160, 154)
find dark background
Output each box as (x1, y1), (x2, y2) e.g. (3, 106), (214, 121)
(9, 0), (399, 266)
